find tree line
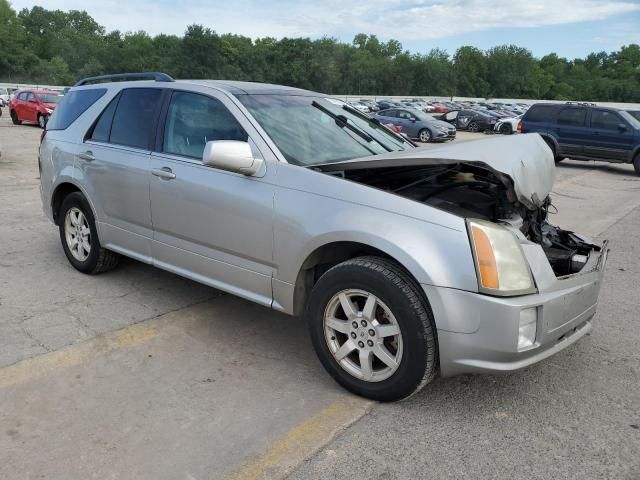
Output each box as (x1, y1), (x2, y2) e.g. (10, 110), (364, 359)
(1, 2), (639, 102)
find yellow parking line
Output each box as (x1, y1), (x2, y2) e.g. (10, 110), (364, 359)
(226, 395), (373, 480)
(0, 320), (161, 389)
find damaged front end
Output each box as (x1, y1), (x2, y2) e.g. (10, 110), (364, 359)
(314, 134), (605, 280)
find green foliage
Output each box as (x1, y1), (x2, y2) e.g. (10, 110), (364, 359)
(0, 4), (638, 102)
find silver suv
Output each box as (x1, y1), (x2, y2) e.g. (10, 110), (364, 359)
(40, 73), (608, 401)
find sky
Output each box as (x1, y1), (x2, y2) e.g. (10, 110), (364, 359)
(10, 0), (640, 59)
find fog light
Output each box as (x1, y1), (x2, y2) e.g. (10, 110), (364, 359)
(518, 308), (537, 350)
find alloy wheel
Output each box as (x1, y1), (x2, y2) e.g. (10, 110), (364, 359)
(64, 207), (91, 262)
(323, 289), (403, 382)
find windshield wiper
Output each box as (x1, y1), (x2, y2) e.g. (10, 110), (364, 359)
(311, 101), (389, 152)
(341, 104), (416, 149)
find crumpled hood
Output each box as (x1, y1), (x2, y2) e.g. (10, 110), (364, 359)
(318, 133), (555, 210)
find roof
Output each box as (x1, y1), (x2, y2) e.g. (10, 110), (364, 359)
(178, 80), (319, 96)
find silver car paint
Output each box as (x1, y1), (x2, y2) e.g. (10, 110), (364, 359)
(40, 80), (607, 377)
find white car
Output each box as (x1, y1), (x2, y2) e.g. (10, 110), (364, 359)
(0, 87), (10, 106)
(349, 102), (370, 113)
(494, 114), (522, 135)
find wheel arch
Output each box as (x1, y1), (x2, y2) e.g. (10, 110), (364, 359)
(537, 132), (560, 154)
(51, 181), (99, 230)
(292, 240), (428, 318)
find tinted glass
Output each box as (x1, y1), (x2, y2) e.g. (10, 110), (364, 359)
(47, 89), (106, 131)
(380, 109), (396, 118)
(18, 92), (27, 100)
(163, 91), (247, 159)
(26, 93), (35, 101)
(557, 108), (586, 127)
(398, 110), (414, 120)
(591, 110), (623, 131)
(110, 88), (162, 149)
(525, 105), (556, 122)
(89, 95), (119, 142)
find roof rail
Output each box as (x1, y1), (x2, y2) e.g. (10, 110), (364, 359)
(73, 72), (175, 87)
(565, 101), (596, 106)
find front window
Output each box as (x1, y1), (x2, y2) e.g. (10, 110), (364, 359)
(237, 95), (410, 166)
(36, 93), (63, 104)
(163, 91), (247, 159)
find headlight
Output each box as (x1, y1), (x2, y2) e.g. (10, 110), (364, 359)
(467, 219), (535, 296)
(46, 108), (53, 114)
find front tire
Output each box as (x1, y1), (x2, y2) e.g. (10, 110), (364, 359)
(418, 129), (432, 143)
(58, 192), (120, 274)
(633, 154), (640, 176)
(468, 121), (479, 132)
(307, 256), (438, 401)
(10, 110), (21, 125)
(38, 114), (47, 129)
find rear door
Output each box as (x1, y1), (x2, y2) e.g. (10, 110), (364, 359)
(555, 107), (588, 156)
(81, 87), (164, 261)
(585, 109), (635, 162)
(148, 89), (276, 306)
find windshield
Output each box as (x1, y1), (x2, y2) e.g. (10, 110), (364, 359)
(621, 110), (640, 129)
(37, 93), (63, 104)
(238, 95), (411, 166)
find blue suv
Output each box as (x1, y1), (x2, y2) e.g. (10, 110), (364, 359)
(520, 102), (640, 175)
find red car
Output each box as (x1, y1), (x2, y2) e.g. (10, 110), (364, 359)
(9, 89), (63, 128)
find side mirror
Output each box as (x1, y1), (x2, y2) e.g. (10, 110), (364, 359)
(618, 123), (628, 131)
(202, 140), (263, 176)
(411, 118), (417, 123)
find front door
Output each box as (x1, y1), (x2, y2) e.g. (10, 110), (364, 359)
(585, 109), (635, 162)
(149, 89), (275, 306)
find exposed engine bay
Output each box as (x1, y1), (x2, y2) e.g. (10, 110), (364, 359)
(316, 161), (601, 277)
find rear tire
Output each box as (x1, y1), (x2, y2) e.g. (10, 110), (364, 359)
(58, 192), (120, 274)
(542, 137), (563, 162)
(499, 123), (512, 135)
(633, 154), (640, 176)
(468, 122), (479, 133)
(10, 110), (21, 125)
(306, 256), (438, 402)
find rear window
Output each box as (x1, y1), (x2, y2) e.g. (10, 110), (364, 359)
(109, 88), (162, 149)
(524, 105), (556, 122)
(47, 89), (106, 130)
(557, 108), (587, 127)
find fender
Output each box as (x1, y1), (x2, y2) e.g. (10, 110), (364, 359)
(50, 175), (104, 243)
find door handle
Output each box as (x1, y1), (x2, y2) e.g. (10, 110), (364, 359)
(78, 151), (95, 161)
(151, 167), (176, 180)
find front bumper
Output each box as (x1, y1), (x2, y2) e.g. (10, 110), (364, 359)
(434, 128), (456, 141)
(425, 242), (608, 377)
